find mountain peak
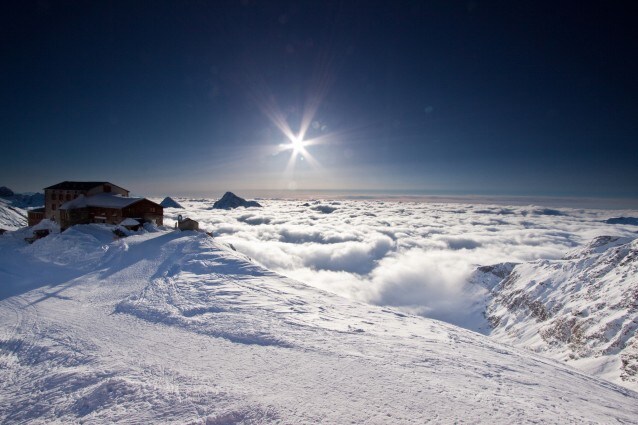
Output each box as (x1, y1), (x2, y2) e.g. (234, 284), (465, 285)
(0, 186), (15, 197)
(160, 197), (183, 208)
(212, 192), (262, 209)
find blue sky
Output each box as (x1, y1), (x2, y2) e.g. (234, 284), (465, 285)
(2, 1), (637, 199)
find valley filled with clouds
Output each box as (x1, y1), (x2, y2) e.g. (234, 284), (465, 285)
(162, 198), (638, 330)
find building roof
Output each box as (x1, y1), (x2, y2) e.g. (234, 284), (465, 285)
(59, 194), (145, 210)
(44, 181), (125, 191)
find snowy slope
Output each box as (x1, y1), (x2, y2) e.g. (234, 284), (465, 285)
(1, 226), (637, 423)
(0, 199), (27, 230)
(486, 235), (638, 390)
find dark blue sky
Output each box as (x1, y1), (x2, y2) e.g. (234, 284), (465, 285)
(2, 1), (637, 198)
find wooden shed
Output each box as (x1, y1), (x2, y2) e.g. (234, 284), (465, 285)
(177, 218), (199, 231)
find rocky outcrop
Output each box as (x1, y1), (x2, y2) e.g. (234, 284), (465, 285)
(160, 197), (183, 208)
(212, 192), (261, 209)
(484, 235), (638, 390)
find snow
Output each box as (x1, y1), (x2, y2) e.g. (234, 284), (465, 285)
(60, 193), (143, 210)
(486, 235), (638, 390)
(0, 199), (27, 230)
(119, 218), (140, 226)
(153, 197), (638, 388)
(2, 225), (637, 423)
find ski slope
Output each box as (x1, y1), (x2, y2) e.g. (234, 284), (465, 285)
(1, 225), (637, 423)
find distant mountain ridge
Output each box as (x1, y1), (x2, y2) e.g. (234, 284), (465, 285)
(605, 217), (638, 226)
(0, 186), (43, 230)
(0, 186), (44, 209)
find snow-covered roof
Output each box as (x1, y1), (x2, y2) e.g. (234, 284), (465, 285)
(119, 218), (140, 226)
(60, 194), (145, 210)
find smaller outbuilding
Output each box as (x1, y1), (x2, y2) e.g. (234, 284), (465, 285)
(176, 217), (199, 231)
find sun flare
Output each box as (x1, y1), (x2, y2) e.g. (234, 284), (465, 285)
(290, 136), (305, 153)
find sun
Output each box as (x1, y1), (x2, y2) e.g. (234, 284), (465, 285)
(277, 133), (320, 174)
(290, 136), (305, 153)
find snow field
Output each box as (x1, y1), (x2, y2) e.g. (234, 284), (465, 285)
(1, 225), (637, 423)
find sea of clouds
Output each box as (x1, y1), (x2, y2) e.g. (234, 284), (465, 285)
(161, 198), (638, 330)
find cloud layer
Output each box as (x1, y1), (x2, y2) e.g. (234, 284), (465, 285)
(161, 198), (638, 329)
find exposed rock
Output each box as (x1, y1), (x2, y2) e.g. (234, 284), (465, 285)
(468, 262), (518, 291)
(212, 192), (261, 209)
(486, 235), (638, 390)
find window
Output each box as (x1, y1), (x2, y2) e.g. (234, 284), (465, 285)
(52, 204), (56, 210)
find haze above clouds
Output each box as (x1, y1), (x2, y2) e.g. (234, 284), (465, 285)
(162, 199), (638, 329)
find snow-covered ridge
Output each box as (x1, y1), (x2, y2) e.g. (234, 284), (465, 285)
(0, 187), (44, 230)
(486, 235), (638, 390)
(1, 225), (637, 422)
(0, 198), (27, 230)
